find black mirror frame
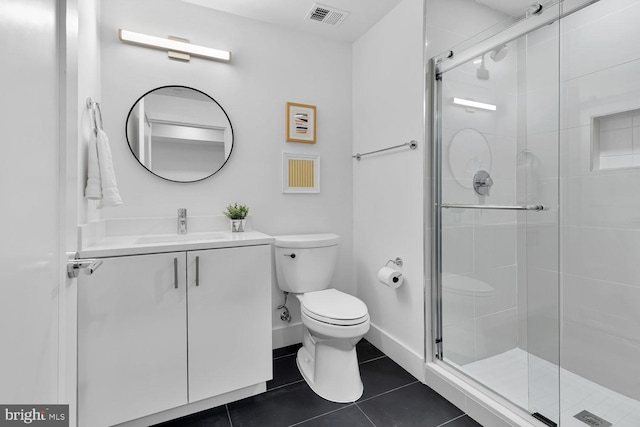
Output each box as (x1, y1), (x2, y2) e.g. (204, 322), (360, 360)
(125, 85), (234, 183)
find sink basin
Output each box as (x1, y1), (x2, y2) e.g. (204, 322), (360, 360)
(135, 232), (229, 245)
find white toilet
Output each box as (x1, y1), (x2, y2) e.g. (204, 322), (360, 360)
(274, 233), (370, 403)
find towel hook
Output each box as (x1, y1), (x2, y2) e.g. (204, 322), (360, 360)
(86, 97), (104, 135)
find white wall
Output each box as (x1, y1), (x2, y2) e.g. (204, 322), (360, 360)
(78, 0), (102, 226)
(99, 0), (353, 344)
(352, 0), (425, 379)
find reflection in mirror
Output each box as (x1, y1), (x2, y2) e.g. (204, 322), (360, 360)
(126, 86), (233, 182)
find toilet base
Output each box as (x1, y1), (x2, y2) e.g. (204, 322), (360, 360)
(296, 337), (364, 403)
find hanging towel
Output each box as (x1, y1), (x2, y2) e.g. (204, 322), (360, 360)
(95, 128), (123, 208)
(84, 130), (102, 200)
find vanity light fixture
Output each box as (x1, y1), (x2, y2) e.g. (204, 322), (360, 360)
(118, 29), (231, 63)
(453, 97), (497, 111)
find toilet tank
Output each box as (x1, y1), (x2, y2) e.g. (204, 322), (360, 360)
(274, 234), (340, 293)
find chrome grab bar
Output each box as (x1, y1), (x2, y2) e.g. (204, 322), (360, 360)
(441, 203), (546, 211)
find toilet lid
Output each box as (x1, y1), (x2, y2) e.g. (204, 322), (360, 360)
(301, 289), (369, 326)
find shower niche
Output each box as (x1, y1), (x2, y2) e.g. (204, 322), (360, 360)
(592, 109), (640, 170)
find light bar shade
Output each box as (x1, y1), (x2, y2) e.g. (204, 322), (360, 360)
(453, 97), (497, 111)
(118, 29), (231, 62)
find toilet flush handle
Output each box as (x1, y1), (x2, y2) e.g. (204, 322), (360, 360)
(283, 253), (296, 259)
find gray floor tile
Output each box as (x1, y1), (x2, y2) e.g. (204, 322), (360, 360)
(294, 405), (374, 427)
(228, 380), (346, 427)
(358, 356), (417, 400)
(358, 382), (464, 427)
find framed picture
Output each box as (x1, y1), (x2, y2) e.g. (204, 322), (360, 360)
(286, 102), (316, 143)
(283, 153), (320, 193)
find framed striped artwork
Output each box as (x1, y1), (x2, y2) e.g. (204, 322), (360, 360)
(286, 102), (316, 143)
(282, 153), (320, 193)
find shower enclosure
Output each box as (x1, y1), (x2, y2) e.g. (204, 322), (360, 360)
(430, 0), (640, 425)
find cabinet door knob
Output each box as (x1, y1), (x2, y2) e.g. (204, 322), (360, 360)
(284, 253), (296, 259)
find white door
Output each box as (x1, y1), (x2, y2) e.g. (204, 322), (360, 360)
(0, 0), (63, 403)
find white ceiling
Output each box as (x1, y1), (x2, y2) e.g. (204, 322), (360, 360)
(180, 0), (403, 43)
(180, 0), (538, 43)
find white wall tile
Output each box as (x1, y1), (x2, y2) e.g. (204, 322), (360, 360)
(474, 265), (518, 318)
(633, 126), (640, 153)
(563, 226), (640, 287)
(560, 125), (592, 177)
(474, 224), (517, 271)
(561, 173), (640, 229)
(598, 111), (633, 131)
(442, 226), (475, 275)
(563, 312), (640, 401)
(475, 308), (518, 360)
(598, 155), (633, 170)
(561, 0), (640, 82)
(561, 60), (640, 130)
(599, 128), (633, 157)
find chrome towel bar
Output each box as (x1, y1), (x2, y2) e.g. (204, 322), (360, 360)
(353, 140), (418, 161)
(441, 203), (546, 211)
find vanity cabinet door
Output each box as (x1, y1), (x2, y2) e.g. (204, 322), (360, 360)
(78, 252), (188, 427)
(187, 245), (272, 402)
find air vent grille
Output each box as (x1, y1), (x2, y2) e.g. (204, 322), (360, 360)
(305, 3), (350, 26)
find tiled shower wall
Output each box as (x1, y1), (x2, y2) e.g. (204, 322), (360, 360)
(559, 0), (640, 401)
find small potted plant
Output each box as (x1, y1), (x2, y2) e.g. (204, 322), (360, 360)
(223, 203), (249, 232)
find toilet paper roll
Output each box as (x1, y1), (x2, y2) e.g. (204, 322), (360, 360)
(377, 267), (403, 289)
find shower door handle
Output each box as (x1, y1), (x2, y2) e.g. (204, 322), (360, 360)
(441, 203), (546, 211)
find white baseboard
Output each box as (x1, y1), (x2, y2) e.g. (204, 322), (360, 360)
(365, 322), (425, 382)
(272, 322), (303, 349)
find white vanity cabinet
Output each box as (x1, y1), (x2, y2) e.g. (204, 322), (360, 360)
(77, 242), (272, 427)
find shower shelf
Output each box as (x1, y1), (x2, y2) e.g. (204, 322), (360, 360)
(440, 203), (546, 211)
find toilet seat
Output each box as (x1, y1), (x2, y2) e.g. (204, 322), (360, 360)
(301, 289), (369, 326)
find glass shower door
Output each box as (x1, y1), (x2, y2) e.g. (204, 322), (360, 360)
(433, 15), (561, 424)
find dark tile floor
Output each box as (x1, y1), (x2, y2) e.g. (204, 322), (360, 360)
(157, 340), (481, 427)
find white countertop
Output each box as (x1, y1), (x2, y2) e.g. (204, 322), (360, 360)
(79, 230), (274, 258)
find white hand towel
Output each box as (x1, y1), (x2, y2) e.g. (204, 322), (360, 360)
(95, 128), (123, 208)
(84, 131), (102, 199)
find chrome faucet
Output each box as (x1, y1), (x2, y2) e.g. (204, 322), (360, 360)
(177, 208), (187, 234)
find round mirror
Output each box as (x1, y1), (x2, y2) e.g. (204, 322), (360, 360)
(125, 86), (233, 182)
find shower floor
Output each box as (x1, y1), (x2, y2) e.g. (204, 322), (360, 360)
(452, 348), (640, 427)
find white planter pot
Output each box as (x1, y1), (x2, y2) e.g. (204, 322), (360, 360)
(230, 219), (246, 232)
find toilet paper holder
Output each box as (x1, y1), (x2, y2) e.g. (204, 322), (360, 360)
(385, 257), (403, 268)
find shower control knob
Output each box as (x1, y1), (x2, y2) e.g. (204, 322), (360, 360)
(284, 253), (296, 259)
(473, 170), (493, 196)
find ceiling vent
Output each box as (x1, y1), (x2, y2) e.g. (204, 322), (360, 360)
(305, 3), (350, 26)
